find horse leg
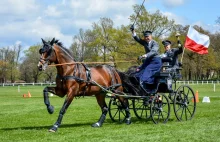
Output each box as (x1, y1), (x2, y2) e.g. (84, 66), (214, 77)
(43, 86), (56, 114)
(49, 95), (74, 132)
(92, 94), (108, 127)
(43, 86), (65, 114)
(118, 97), (131, 125)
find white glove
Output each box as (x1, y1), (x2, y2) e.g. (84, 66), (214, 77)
(142, 54), (147, 58)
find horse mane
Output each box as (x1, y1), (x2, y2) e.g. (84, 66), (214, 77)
(51, 38), (75, 61)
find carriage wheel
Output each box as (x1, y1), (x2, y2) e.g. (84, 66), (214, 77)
(132, 98), (151, 119)
(173, 85), (196, 121)
(150, 94), (170, 124)
(108, 97), (126, 123)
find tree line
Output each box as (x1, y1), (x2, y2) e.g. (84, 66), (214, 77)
(1, 5), (220, 83)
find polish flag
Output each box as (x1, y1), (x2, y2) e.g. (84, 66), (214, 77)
(184, 26), (210, 54)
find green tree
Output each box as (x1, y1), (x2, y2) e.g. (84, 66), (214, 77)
(21, 45), (43, 83)
(0, 44), (21, 83)
(70, 28), (98, 62)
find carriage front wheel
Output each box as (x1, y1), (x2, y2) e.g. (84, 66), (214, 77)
(132, 98), (151, 119)
(150, 94), (170, 124)
(108, 97), (126, 123)
(173, 85), (196, 121)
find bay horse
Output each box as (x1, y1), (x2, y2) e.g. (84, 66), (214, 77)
(37, 38), (131, 132)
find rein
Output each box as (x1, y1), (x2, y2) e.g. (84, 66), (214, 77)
(48, 60), (137, 67)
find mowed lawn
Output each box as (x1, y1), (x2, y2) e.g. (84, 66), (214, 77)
(0, 84), (220, 142)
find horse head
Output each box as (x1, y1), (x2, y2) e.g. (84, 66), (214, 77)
(38, 38), (57, 71)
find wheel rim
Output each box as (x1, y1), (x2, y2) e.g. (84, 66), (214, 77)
(150, 94), (170, 124)
(132, 98), (151, 119)
(108, 98), (126, 123)
(174, 85), (196, 121)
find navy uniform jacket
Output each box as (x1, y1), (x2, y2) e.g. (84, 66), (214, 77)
(164, 46), (183, 68)
(133, 35), (160, 69)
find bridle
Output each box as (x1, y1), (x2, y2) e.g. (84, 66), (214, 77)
(38, 43), (55, 70)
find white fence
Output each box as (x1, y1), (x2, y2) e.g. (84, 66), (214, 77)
(176, 80), (220, 85)
(0, 82), (56, 87)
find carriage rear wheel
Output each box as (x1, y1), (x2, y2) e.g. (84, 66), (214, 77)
(173, 85), (196, 121)
(132, 98), (151, 119)
(150, 94), (170, 124)
(108, 97), (126, 123)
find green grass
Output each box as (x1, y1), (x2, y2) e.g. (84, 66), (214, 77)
(0, 85), (220, 142)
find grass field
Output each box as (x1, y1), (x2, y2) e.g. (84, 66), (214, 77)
(0, 84), (220, 142)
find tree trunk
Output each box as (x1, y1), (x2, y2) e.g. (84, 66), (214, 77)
(188, 69), (191, 80)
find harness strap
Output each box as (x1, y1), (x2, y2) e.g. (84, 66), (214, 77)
(81, 63), (91, 81)
(80, 63), (91, 96)
(56, 75), (85, 83)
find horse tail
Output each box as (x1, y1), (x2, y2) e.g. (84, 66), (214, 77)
(115, 68), (141, 96)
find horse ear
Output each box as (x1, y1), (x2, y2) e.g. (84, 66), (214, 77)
(50, 38), (55, 45)
(41, 38), (46, 44)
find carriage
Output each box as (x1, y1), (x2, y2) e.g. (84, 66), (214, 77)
(105, 59), (196, 124)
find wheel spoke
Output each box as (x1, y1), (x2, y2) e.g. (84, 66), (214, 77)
(111, 108), (119, 110)
(175, 103), (182, 113)
(180, 106), (185, 120)
(120, 109), (126, 116)
(161, 111), (164, 119)
(157, 111), (161, 122)
(187, 88), (190, 96)
(113, 109), (119, 118)
(186, 106), (192, 116)
(185, 106), (188, 120)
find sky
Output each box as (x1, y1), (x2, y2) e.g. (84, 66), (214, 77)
(0, 0), (219, 50)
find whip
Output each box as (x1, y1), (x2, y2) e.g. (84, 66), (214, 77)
(132, 0), (146, 26)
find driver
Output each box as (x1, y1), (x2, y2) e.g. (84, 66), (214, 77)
(130, 25), (162, 93)
(161, 40), (183, 72)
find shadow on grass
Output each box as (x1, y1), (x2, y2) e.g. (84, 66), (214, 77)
(1, 117), (178, 131)
(0, 122), (94, 131)
(105, 117), (176, 124)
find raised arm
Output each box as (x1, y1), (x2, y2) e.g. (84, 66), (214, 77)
(173, 41), (183, 55)
(130, 25), (145, 46)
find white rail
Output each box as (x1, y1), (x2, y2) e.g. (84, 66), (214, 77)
(176, 80), (220, 85)
(0, 82), (56, 87)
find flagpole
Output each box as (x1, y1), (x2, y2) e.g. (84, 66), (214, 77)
(175, 32), (185, 63)
(181, 46), (185, 63)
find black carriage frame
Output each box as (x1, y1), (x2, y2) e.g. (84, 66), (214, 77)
(107, 63), (197, 124)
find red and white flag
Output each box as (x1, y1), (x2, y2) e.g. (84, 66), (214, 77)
(184, 26), (210, 54)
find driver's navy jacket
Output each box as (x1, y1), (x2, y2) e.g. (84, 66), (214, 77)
(163, 46), (183, 68)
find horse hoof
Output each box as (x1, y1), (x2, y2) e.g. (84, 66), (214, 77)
(48, 129), (56, 133)
(48, 125), (58, 132)
(91, 122), (101, 127)
(47, 105), (54, 114)
(125, 118), (131, 125)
